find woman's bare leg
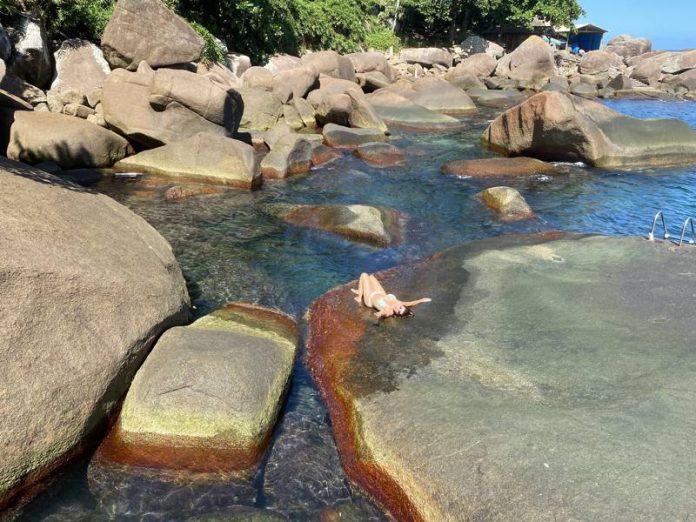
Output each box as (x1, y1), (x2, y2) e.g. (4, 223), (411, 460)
(352, 273), (370, 304)
(368, 275), (386, 295)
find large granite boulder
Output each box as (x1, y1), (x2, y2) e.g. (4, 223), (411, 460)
(264, 54), (303, 75)
(630, 52), (674, 85)
(93, 303), (298, 476)
(301, 51), (356, 82)
(308, 233), (696, 521)
(407, 77), (477, 115)
(114, 133), (260, 189)
(8, 14), (52, 89)
(0, 158), (189, 511)
(347, 91), (389, 133)
(661, 50), (696, 75)
(50, 39), (111, 97)
(398, 48), (453, 68)
(235, 87), (283, 131)
(272, 66), (319, 102)
(102, 64), (238, 147)
(495, 35), (555, 89)
(4, 110), (132, 168)
(478, 186), (534, 220)
(446, 53), (497, 79)
(346, 52), (394, 82)
(468, 88), (527, 109)
(101, 0), (205, 70)
(481, 91), (696, 168)
(579, 50), (624, 76)
(606, 34), (652, 60)
(242, 66), (275, 90)
(442, 157), (558, 178)
(366, 89), (465, 132)
(281, 204), (403, 247)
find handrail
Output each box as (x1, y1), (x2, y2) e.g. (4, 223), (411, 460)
(677, 217), (695, 246)
(648, 211), (669, 241)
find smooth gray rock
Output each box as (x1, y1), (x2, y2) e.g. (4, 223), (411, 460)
(0, 158), (189, 508)
(308, 233), (696, 521)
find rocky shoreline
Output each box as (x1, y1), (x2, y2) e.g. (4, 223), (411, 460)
(2, 0), (696, 520)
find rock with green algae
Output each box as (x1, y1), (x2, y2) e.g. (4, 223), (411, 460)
(308, 234), (696, 522)
(94, 302), (298, 476)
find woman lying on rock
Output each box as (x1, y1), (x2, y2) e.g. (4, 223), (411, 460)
(352, 272), (431, 318)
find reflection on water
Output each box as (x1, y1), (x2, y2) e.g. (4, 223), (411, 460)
(16, 100), (696, 521)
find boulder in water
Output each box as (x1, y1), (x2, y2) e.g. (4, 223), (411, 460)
(94, 303), (298, 475)
(478, 186), (535, 220)
(0, 158), (189, 510)
(354, 142), (405, 167)
(366, 89), (465, 132)
(442, 157), (558, 178)
(322, 123), (387, 149)
(101, 0), (204, 70)
(114, 132), (260, 189)
(281, 204), (403, 247)
(481, 91), (696, 168)
(307, 233), (696, 521)
(261, 134), (315, 179)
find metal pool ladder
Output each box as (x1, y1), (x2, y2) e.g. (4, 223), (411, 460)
(647, 211), (696, 246)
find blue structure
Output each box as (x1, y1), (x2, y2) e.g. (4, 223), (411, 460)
(567, 24), (607, 53)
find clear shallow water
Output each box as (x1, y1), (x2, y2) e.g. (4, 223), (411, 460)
(16, 99), (696, 521)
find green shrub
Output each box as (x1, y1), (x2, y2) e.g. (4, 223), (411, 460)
(189, 21), (226, 63)
(364, 27), (403, 51)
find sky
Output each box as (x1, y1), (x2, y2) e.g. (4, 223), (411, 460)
(578, 0), (696, 51)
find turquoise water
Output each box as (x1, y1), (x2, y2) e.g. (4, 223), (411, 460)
(16, 99), (696, 521)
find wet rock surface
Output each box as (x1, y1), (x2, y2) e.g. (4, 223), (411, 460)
(441, 157), (558, 178)
(482, 91), (696, 168)
(308, 234), (696, 521)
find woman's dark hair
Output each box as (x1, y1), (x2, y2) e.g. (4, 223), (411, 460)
(394, 306), (413, 318)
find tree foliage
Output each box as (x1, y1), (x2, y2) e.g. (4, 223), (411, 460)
(0, 0), (584, 64)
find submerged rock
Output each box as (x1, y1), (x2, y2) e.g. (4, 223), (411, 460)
(354, 142), (405, 167)
(94, 303), (298, 476)
(101, 0), (204, 70)
(0, 158), (189, 510)
(4, 110), (133, 168)
(481, 91), (696, 168)
(478, 186), (535, 220)
(114, 133), (260, 189)
(442, 157), (557, 178)
(322, 123), (387, 149)
(281, 204), (403, 247)
(308, 234), (696, 521)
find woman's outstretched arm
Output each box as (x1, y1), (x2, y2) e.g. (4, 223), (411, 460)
(401, 297), (432, 307)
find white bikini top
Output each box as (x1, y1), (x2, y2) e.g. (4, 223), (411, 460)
(370, 291), (396, 311)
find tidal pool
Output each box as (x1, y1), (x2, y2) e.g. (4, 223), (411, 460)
(16, 99), (696, 521)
